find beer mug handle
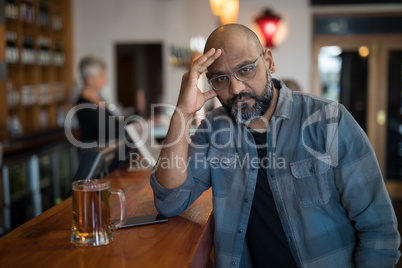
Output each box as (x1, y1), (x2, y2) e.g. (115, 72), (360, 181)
(111, 189), (126, 230)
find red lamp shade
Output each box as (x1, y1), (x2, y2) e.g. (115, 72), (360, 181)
(256, 10), (281, 47)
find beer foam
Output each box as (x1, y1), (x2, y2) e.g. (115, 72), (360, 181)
(73, 179), (110, 191)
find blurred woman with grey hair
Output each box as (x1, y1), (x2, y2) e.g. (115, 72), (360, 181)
(75, 55), (121, 145)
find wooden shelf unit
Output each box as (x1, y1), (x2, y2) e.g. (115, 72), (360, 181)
(0, 0), (73, 141)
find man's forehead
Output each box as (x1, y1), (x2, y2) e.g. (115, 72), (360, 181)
(207, 45), (259, 74)
(212, 49), (245, 65)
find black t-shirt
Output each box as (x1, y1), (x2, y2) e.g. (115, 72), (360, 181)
(75, 96), (121, 144)
(245, 130), (297, 267)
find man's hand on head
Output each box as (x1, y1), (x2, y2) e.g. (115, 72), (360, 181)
(176, 48), (222, 117)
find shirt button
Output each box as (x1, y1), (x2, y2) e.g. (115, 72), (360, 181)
(232, 261), (236, 265)
(238, 229), (243, 233)
(244, 198), (249, 203)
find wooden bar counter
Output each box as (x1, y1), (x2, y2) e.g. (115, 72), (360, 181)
(0, 168), (214, 268)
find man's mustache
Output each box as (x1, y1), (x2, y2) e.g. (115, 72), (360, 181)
(227, 92), (258, 107)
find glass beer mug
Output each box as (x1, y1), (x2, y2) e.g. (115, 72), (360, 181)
(71, 179), (126, 246)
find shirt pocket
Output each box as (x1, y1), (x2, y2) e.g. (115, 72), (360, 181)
(290, 156), (332, 207)
(207, 146), (236, 197)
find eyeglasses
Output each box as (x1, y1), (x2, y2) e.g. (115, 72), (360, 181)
(208, 55), (262, 91)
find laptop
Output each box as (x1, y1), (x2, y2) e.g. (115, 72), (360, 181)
(125, 122), (161, 171)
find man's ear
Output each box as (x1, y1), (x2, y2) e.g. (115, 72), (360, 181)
(263, 48), (276, 73)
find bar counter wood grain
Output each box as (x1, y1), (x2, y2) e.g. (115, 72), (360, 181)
(0, 169), (214, 268)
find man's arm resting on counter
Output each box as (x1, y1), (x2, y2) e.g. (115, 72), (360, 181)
(154, 110), (193, 189)
(151, 114), (211, 217)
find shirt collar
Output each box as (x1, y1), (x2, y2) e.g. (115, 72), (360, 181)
(272, 79), (293, 120)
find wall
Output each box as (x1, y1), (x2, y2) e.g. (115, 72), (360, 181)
(72, 0), (311, 106)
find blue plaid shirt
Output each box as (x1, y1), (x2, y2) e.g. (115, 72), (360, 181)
(151, 81), (400, 268)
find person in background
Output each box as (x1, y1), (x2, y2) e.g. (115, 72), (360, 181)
(150, 24), (400, 267)
(75, 55), (122, 146)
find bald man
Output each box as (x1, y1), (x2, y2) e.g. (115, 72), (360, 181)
(150, 24), (400, 267)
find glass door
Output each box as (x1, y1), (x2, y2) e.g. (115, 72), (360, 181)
(385, 48), (402, 180)
(318, 46), (369, 131)
(313, 37), (402, 180)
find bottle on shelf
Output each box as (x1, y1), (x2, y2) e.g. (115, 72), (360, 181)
(5, 0), (18, 20)
(39, 109), (49, 128)
(22, 36), (36, 64)
(21, 85), (36, 106)
(6, 82), (20, 108)
(53, 41), (65, 66)
(5, 32), (19, 63)
(38, 1), (50, 27)
(39, 83), (51, 105)
(38, 36), (51, 65)
(20, 1), (35, 24)
(56, 106), (66, 128)
(52, 11), (63, 31)
(54, 82), (64, 102)
(7, 115), (23, 138)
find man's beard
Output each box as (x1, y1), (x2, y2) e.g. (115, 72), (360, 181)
(221, 72), (274, 125)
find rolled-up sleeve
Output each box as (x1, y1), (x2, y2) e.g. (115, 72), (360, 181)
(150, 169), (197, 217)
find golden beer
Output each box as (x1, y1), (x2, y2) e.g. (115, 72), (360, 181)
(71, 179), (117, 246)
